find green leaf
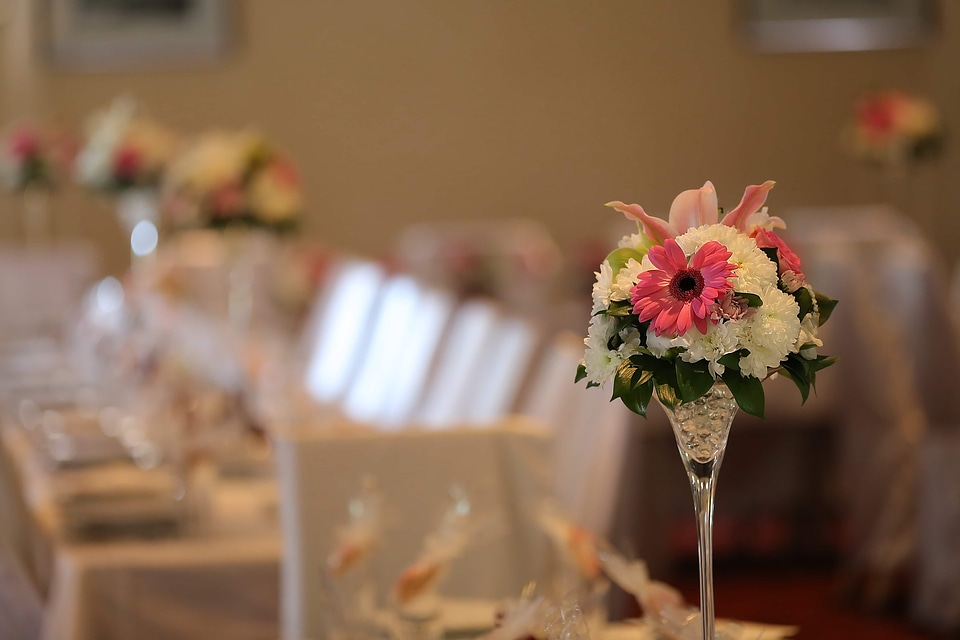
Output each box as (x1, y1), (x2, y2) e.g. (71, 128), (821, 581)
(612, 360), (638, 403)
(794, 287), (814, 320)
(806, 355), (838, 373)
(717, 351), (744, 370)
(624, 379), (655, 416)
(575, 363), (588, 383)
(602, 302), (634, 318)
(814, 292), (838, 326)
(735, 292), (763, 308)
(605, 247), (646, 273)
(611, 360), (654, 416)
(675, 359), (715, 403)
(655, 381), (680, 410)
(720, 370), (765, 418)
(761, 247), (779, 268)
(780, 354), (811, 403)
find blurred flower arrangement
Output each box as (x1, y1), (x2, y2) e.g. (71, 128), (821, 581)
(161, 130), (302, 233)
(0, 122), (72, 193)
(842, 89), (943, 170)
(577, 181), (837, 417)
(75, 97), (179, 193)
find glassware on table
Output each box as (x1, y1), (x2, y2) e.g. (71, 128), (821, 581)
(660, 382), (738, 640)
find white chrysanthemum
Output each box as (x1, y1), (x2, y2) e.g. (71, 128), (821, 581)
(738, 285), (801, 379)
(591, 261), (615, 313)
(612, 258), (645, 301)
(618, 232), (650, 251)
(681, 320), (742, 377)
(674, 224), (779, 293)
(583, 314), (621, 385)
(618, 326), (644, 359)
(645, 327), (687, 358)
(796, 312), (822, 359)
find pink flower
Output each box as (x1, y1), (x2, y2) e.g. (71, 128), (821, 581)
(607, 180), (776, 243)
(631, 239), (736, 337)
(113, 145), (142, 180)
(9, 128), (40, 159)
(751, 228), (805, 284)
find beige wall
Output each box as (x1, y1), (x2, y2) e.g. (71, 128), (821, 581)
(2, 1), (958, 274)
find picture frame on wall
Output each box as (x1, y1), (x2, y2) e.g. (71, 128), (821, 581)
(740, 0), (937, 53)
(42, 0), (232, 71)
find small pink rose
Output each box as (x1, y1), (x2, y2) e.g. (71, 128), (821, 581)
(752, 228), (804, 282)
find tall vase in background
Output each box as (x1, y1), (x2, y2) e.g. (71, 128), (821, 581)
(21, 187), (51, 246)
(661, 383), (739, 640)
(224, 228), (257, 333)
(117, 189), (160, 276)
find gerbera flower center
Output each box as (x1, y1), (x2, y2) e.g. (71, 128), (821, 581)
(669, 268), (705, 302)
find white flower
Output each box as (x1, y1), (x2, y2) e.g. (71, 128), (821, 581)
(795, 312), (822, 358)
(681, 320), (741, 377)
(674, 224), (779, 293)
(611, 258), (645, 302)
(738, 285), (801, 379)
(618, 232), (650, 251)
(645, 327), (686, 358)
(618, 326), (643, 359)
(591, 261), (615, 313)
(583, 314), (621, 385)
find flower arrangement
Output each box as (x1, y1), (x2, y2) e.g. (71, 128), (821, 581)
(161, 130), (301, 233)
(843, 90), (943, 168)
(0, 122), (71, 192)
(75, 97), (179, 193)
(576, 181), (837, 417)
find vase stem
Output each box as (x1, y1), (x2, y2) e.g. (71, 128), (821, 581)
(662, 383), (738, 640)
(687, 455), (721, 640)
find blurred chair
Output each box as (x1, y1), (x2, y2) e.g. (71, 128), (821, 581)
(300, 258), (387, 405)
(0, 244), (97, 342)
(274, 419), (552, 640)
(394, 219), (562, 318)
(519, 332), (632, 541)
(414, 299), (538, 428)
(785, 205), (960, 607)
(340, 275), (455, 428)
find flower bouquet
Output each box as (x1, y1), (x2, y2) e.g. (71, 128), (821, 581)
(576, 180), (836, 640)
(842, 89), (943, 170)
(1, 122), (73, 243)
(75, 98), (179, 262)
(161, 130), (301, 233)
(75, 97), (178, 194)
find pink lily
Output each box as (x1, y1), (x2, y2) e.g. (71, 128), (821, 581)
(606, 180), (777, 243)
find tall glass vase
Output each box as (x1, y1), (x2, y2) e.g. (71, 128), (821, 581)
(21, 187), (51, 246)
(661, 382), (738, 640)
(117, 189), (160, 276)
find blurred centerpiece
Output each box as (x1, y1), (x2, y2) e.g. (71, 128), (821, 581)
(75, 97), (179, 265)
(842, 89), (944, 235)
(0, 121), (71, 244)
(160, 129), (302, 330)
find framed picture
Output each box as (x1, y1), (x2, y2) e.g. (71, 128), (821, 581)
(740, 0), (937, 53)
(42, 0), (232, 71)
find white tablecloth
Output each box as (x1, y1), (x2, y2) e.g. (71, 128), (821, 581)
(37, 479), (280, 640)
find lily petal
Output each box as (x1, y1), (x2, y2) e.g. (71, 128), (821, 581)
(668, 181), (718, 234)
(606, 201), (677, 245)
(720, 180), (776, 231)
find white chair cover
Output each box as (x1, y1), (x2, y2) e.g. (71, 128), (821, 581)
(0, 244), (97, 341)
(520, 332), (632, 539)
(274, 419), (552, 640)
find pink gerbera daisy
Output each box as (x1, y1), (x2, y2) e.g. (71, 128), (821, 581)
(631, 239), (737, 337)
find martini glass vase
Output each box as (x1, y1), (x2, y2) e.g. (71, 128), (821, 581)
(661, 382), (738, 639)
